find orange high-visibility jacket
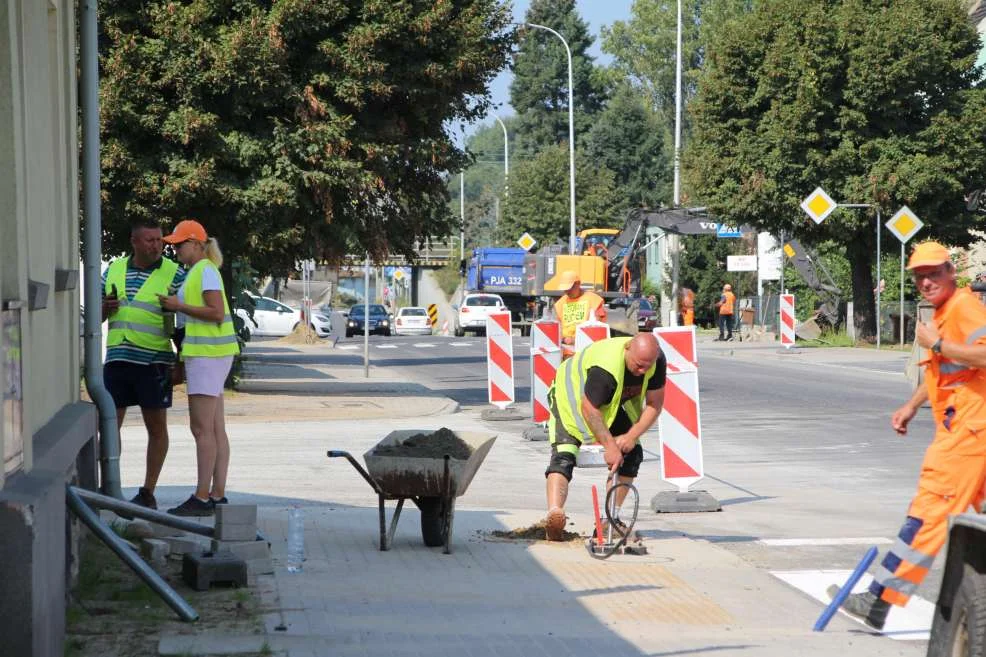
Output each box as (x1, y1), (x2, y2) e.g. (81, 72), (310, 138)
(555, 291), (607, 339)
(719, 291), (735, 316)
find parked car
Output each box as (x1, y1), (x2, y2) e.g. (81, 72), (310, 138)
(234, 294), (299, 337)
(309, 309), (333, 338)
(637, 297), (659, 331)
(394, 306), (433, 336)
(455, 293), (505, 337)
(346, 304), (391, 337)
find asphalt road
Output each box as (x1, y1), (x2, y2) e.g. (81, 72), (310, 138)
(320, 333), (947, 603)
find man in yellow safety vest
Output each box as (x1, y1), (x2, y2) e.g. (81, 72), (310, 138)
(102, 218), (185, 511)
(554, 270), (607, 359)
(544, 334), (666, 540)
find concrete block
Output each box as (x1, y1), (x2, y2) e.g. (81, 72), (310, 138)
(215, 523), (257, 542)
(164, 536), (205, 558)
(147, 522), (185, 538)
(140, 538), (170, 564)
(215, 504), (257, 527)
(244, 556), (274, 576)
(210, 539), (270, 562)
(181, 551), (248, 591)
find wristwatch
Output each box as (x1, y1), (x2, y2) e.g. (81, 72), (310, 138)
(931, 338), (943, 354)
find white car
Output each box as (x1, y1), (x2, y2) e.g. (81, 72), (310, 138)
(455, 293), (505, 336)
(394, 306), (433, 336)
(309, 309), (333, 338)
(235, 295), (300, 337)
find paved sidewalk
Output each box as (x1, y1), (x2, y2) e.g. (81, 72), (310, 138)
(141, 340), (924, 656)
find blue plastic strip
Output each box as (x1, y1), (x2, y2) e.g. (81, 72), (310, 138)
(813, 546), (879, 632)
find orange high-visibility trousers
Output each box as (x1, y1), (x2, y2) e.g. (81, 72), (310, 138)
(869, 431), (986, 606)
(683, 309), (694, 326)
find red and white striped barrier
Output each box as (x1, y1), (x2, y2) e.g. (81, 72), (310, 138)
(574, 319), (610, 353)
(654, 326), (703, 493)
(530, 320), (561, 423)
(486, 311), (514, 409)
(440, 320), (450, 336)
(780, 294), (795, 349)
(653, 325), (697, 372)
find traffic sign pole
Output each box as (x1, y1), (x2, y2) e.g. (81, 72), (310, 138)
(885, 206), (923, 348)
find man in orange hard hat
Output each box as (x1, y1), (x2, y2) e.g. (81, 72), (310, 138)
(714, 283), (735, 341)
(554, 270), (607, 359)
(833, 241), (986, 629)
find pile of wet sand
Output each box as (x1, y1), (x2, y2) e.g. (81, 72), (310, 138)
(372, 428), (473, 460)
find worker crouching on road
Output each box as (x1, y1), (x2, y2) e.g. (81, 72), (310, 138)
(837, 241), (986, 629)
(554, 270), (607, 360)
(544, 334), (667, 541)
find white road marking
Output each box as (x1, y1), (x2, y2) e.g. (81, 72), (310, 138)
(759, 537), (893, 547)
(414, 343), (437, 348)
(450, 342), (472, 347)
(375, 344), (397, 349)
(771, 570), (933, 640)
(336, 345), (359, 351)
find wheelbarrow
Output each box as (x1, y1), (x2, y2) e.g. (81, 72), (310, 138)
(327, 429), (497, 554)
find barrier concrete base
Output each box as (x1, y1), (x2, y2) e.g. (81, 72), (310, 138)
(650, 490), (722, 514)
(522, 426), (549, 442)
(481, 407), (527, 421)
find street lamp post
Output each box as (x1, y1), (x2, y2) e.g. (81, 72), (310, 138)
(669, 0), (684, 326)
(523, 23), (576, 253)
(492, 114), (509, 199)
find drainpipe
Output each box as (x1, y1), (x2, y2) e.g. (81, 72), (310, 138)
(80, 0), (123, 498)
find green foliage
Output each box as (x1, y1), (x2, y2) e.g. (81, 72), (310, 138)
(602, 0), (752, 130)
(684, 0), (986, 337)
(509, 0), (607, 156)
(499, 144), (627, 247)
(673, 234), (739, 325)
(434, 258), (464, 298)
(98, 0), (515, 278)
(583, 84), (673, 208)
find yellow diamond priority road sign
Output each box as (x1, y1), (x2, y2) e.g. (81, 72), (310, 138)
(885, 206), (923, 244)
(517, 232), (537, 252)
(801, 187), (837, 225)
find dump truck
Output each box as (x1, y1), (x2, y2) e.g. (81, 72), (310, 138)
(463, 247), (537, 336)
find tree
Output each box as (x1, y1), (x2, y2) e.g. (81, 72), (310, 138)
(509, 0), (607, 156)
(499, 144), (626, 247)
(98, 0), (514, 284)
(583, 84), (673, 208)
(602, 0), (752, 128)
(685, 0), (986, 338)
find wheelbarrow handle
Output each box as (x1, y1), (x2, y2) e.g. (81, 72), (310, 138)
(326, 449), (384, 495)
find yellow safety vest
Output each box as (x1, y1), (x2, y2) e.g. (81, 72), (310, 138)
(105, 257), (179, 352)
(548, 337), (655, 451)
(181, 260), (239, 359)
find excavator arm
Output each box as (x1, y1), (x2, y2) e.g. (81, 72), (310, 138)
(782, 239), (842, 328)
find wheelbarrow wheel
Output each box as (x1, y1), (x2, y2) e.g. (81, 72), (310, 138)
(418, 497), (446, 547)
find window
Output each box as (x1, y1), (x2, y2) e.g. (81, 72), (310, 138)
(253, 298), (276, 312)
(402, 308), (427, 317)
(466, 296), (501, 307)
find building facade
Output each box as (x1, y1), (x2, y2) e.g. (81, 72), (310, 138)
(0, 0), (99, 655)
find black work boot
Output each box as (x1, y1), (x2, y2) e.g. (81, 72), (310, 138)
(828, 586), (890, 630)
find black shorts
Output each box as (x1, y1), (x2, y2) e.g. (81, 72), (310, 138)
(545, 402), (643, 481)
(104, 361), (174, 410)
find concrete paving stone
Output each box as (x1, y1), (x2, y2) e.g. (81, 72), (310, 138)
(215, 504), (257, 526)
(212, 538), (271, 561)
(164, 535), (205, 557)
(245, 556), (274, 576)
(140, 538), (169, 563)
(158, 633), (267, 655)
(216, 522), (257, 542)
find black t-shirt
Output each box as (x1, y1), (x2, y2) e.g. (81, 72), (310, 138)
(584, 352), (667, 408)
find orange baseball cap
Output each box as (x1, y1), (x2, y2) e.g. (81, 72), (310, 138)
(163, 219), (208, 244)
(906, 241), (950, 270)
(558, 270), (580, 290)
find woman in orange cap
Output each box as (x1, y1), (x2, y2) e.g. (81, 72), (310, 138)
(157, 220), (240, 516)
(835, 241), (986, 629)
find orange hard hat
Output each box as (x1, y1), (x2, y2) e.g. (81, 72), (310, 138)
(163, 219), (208, 244)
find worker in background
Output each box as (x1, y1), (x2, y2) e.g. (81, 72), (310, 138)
(832, 242), (986, 629)
(554, 270), (607, 359)
(680, 287), (695, 326)
(715, 283), (735, 341)
(543, 334), (666, 541)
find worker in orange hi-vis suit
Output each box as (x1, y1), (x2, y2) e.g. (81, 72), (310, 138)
(680, 288), (695, 326)
(834, 241), (986, 630)
(554, 270), (607, 360)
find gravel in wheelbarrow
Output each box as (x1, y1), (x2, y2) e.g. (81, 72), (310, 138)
(370, 427), (473, 460)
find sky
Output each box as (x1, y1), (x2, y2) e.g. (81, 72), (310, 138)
(455, 0), (634, 145)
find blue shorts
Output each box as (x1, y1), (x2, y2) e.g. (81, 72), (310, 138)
(104, 361), (173, 410)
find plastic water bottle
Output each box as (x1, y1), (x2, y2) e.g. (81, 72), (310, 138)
(286, 507), (304, 573)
